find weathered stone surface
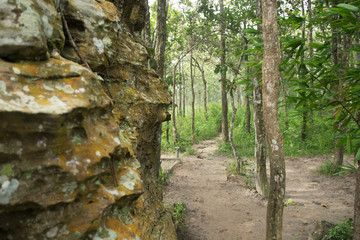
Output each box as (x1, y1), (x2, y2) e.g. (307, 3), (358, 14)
(60, 0), (148, 71)
(0, 0), (65, 60)
(0, 0), (175, 239)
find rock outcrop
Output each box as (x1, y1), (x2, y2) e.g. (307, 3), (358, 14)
(0, 0), (176, 239)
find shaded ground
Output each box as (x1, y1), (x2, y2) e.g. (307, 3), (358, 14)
(162, 138), (355, 240)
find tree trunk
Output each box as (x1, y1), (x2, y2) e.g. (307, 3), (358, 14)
(229, 84), (242, 174)
(262, 0), (286, 238)
(142, 0), (152, 46)
(354, 161), (360, 240)
(166, 120), (169, 143)
(182, 62), (186, 117)
(301, 0), (307, 142)
(253, 0), (269, 197)
(237, 86), (242, 106)
(193, 57), (208, 121)
(190, 48), (195, 144)
(281, 81), (289, 130)
(172, 65), (178, 145)
(245, 93), (251, 134)
(220, 0), (229, 142)
(179, 64), (183, 117)
(154, 0), (168, 80)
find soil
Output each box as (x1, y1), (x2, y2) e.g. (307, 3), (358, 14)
(161, 138), (356, 240)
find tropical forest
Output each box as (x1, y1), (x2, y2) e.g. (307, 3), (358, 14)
(0, 0), (359, 239)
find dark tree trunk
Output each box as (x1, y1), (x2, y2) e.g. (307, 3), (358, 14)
(154, 0), (168, 80)
(220, 0), (229, 142)
(262, 0), (286, 238)
(300, 0), (307, 142)
(142, 0), (152, 46)
(172, 65), (178, 145)
(253, 0), (269, 197)
(182, 62), (186, 117)
(190, 47), (195, 144)
(245, 93), (251, 134)
(193, 57), (208, 121)
(354, 161), (360, 240)
(229, 84), (242, 174)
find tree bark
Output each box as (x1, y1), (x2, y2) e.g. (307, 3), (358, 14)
(354, 161), (360, 240)
(182, 61), (186, 117)
(172, 65), (178, 145)
(190, 47), (195, 144)
(179, 64), (183, 117)
(301, 0), (307, 142)
(220, 0), (229, 142)
(245, 93), (251, 133)
(262, 0), (286, 239)
(229, 84), (242, 173)
(154, 0), (168, 80)
(253, 0), (269, 197)
(193, 57), (208, 121)
(142, 0), (152, 46)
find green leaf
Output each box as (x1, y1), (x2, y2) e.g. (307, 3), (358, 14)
(243, 28), (261, 34)
(355, 148), (360, 164)
(337, 3), (359, 12)
(346, 134), (352, 157)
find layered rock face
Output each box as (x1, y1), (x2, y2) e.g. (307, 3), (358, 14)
(0, 0), (176, 239)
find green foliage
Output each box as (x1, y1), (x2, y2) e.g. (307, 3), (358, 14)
(161, 102), (222, 153)
(327, 218), (354, 240)
(158, 168), (171, 187)
(173, 203), (187, 227)
(316, 160), (342, 176)
(335, 162), (357, 177)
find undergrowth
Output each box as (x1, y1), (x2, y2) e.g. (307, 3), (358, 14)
(162, 102), (336, 158)
(158, 168), (171, 187)
(327, 218), (354, 240)
(173, 203), (187, 227)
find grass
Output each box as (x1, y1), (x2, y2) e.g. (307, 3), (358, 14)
(163, 102), (336, 159)
(316, 160), (342, 176)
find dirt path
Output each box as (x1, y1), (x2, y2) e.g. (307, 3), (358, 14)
(162, 138), (355, 240)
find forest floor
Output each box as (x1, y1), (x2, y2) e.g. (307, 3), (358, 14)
(161, 137), (356, 240)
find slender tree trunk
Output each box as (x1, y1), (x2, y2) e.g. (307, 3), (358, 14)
(281, 81), (289, 130)
(193, 57), (208, 121)
(220, 0), (229, 142)
(190, 48), (195, 144)
(355, 161), (360, 240)
(154, 0), (168, 80)
(308, 0), (314, 120)
(229, 84), (242, 173)
(253, 0), (269, 197)
(301, 0), (307, 142)
(331, 0), (344, 167)
(166, 121), (169, 143)
(245, 93), (251, 133)
(182, 62), (186, 117)
(179, 64), (183, 117)
(237, 87), (242, 106)
(172, 65), (178, 145)
(262, 0), (286, 238)
(142, 0), (152, 46)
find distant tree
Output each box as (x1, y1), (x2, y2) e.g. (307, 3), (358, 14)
(219, 0), (229, 143)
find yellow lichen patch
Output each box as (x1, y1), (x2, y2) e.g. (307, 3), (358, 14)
(66, 184), (111, 234)
(105, 217), (140, 240)
(96, 0), (119, 22)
